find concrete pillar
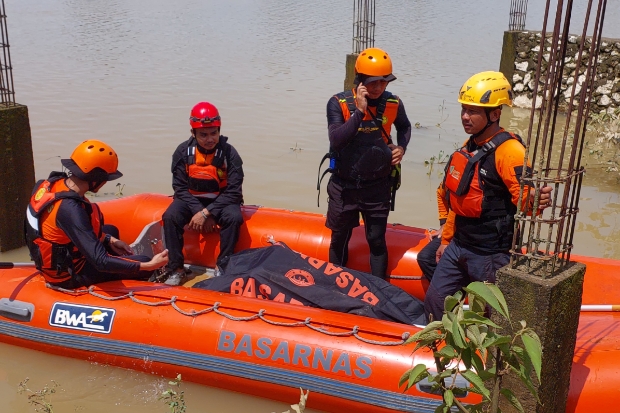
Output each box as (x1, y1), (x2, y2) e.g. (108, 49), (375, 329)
(491, 262), (585, 413)
(0, 104), (35, 251)
(344, 53), (358, 92)
(499, 31), (520, 84)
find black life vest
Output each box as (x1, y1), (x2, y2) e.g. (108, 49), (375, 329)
(317, 91), (399, 205)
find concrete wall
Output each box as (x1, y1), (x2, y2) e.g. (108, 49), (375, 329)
(0, 104), (35, 251)
(500, 30), (620, 113)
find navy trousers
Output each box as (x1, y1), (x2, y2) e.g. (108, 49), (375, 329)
(423, 240), (510, 323)
(163, 199), (243, 270)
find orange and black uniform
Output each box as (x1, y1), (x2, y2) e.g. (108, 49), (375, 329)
(163, 135), (244, 270)
(325, 89), (411, 279)
(24, 172), (151, 288)
(424, 129), (532, 321)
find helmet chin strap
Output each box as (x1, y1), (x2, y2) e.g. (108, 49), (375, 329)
(88, 181), (105, 192)
(471, 108), (498, 139)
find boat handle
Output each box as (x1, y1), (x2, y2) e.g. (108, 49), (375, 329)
(0, 298), (34, 320)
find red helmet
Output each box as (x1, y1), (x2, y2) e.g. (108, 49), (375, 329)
(190, 102), (221, 129)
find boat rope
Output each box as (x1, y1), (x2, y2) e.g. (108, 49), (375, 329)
(47, 284), (411, 346)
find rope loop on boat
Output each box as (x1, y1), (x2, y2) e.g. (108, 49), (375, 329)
(214, 303), (262, 322)
(48, 284), (412, 347)
(353, 330), (410, 346)
(171, 298), (216, 317)
(257, 313), (309, 327)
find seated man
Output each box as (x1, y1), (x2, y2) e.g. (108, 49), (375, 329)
(25, 140), (169, 289)
(162, 102), (244, 286)
(416, 183), (450, 281)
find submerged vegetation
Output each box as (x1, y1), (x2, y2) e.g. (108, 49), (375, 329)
(17, 378), (60, 413)
(17, 375), (309, 413)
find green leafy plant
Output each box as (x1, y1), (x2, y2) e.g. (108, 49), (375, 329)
(424, 150), (449, 177)
(17, 378), (60, 413)
(436, 99), (450, 129)
(399, 282), (542, 413)
(160, 374), (186, 413)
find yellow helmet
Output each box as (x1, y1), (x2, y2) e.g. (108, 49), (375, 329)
(458, 71), (513, 107)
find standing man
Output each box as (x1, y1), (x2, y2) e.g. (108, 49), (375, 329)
(325, 47), (411, 279)
(25, 140), (169, 289)
(424, 71), (552, 322)
(162, 102), (244, 286)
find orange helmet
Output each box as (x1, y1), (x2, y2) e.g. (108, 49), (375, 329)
(355, 47), (396, 83)
(61, 140), (122, 181)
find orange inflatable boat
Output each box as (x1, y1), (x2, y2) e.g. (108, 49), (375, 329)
(1, 193), (618, 413)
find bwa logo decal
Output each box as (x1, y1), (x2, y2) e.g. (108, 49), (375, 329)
(49, 303), (115, 334)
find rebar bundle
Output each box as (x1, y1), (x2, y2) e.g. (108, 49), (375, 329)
(509, 0), (529, 31)
(352, 0), (375, 54)
(0, 0), (15, 106)
(511, 0), (608, 276)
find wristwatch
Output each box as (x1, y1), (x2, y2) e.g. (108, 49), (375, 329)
(103, 233), (112, 247)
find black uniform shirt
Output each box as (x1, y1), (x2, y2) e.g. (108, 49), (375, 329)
(170, 135), (244, 217)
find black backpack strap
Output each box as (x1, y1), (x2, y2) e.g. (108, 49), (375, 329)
(317, 153), (331, 191)
(343, 90), (357, 116)
(211, 142), (229, 169)
(464, 131), (517, 167)
(480, 131), (516, 153)
(376, 95), (397, 144)
(316, 152), (334, 207)
(186, 138), (196, 166)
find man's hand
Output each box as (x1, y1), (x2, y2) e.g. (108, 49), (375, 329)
(529, 186), (553, 210)
(189, 210), (207, 232)
(202, 215), (219, 234)
(388, 144), (404, 165)
(109, 237), (133, 256)
(140, 249), (169, 271)
(436, 244), (447, 263)
(356, 82), (368, 114)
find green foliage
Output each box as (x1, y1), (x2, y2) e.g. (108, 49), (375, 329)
(160, 374), (186, 413)
(17, 378), (60, 413)
(424, 150), (449, 177)
(399, 282), (543, 413)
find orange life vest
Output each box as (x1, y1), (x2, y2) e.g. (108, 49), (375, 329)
(186, 141), (228, 199)
(25, 173), (103, 283)
(443, 131), (522, 218)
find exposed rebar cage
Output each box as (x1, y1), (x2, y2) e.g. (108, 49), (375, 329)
(509, 0), (529, 31)
(0, 0), (15, 106)
(511, 0), (608, 277)
(352, 0), (375, 54)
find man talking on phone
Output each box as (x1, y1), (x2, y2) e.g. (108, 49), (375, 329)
(324, 47), (411, 280)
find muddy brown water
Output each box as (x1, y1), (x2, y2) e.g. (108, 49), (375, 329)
(2, 1), (620, 412)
